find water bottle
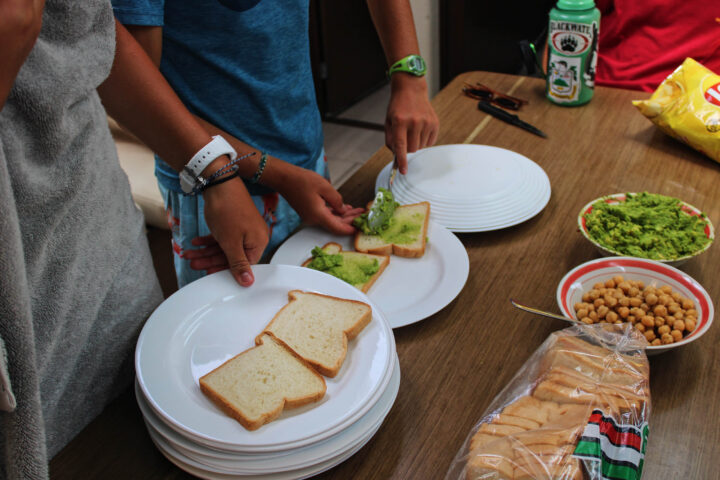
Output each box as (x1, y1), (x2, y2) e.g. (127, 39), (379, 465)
(546, 0), (601, 106)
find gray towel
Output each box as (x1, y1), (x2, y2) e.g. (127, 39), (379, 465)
(0, 0), (163, 478)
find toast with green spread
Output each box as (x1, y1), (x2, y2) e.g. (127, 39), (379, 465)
(302, 242), (389, 293)
(354, 201), (430, 258)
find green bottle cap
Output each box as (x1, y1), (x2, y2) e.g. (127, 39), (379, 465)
(556, 0), (595, 10)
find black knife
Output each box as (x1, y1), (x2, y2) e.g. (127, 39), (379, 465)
(477, 100), (547, 138)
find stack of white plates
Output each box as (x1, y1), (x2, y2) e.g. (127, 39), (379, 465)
(135, 265), (400, 479)
(376, 144), (551, 232)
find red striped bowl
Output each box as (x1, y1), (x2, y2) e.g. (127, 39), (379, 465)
(578, 193), (714, 267)
(557, 257), (714, 354)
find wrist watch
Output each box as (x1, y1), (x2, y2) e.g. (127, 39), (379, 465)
(179, 135), (237, 194)
(387, 54), (427, 78)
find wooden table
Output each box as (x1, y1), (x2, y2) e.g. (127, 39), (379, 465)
(52, 71), (720, 479)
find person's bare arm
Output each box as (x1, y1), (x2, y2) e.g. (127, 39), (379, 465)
(0, 0), (45, 110)
(366, 0), (439, 174)
(98, 19), (268, 286)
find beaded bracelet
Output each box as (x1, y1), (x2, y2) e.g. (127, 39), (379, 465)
(250, 152), (268, 184)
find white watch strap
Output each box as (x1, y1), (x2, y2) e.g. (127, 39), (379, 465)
(185, 135), (237, 177)
(180, 135), (237, 194)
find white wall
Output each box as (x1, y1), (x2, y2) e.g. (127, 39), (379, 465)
(410, 0), (440, 96)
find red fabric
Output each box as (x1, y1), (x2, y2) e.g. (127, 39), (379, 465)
(595, 0), (720, 91)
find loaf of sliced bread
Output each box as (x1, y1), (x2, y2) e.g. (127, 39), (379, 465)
(301, 242), (390, 293)
(259, 290), (372, 378)
(354, 201), (430, 258)
(199, 333), (326, 431)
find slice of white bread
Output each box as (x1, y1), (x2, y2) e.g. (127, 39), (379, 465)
(199, 334), (326, 431)
(301, 242), (390, 293)
(354, 201), (430, 258)
(259, 290), (372, 378)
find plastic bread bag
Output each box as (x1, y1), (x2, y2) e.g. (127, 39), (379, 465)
(445, 323), (650, 480)
(633, 57), (720, 164)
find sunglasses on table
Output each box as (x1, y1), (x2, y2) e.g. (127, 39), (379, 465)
(462, 82), (529, 110)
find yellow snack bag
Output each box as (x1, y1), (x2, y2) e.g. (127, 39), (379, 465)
(633, 57), (720, 163)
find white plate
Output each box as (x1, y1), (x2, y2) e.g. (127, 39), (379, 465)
(149, 421), (377, 480)
(270, 222), (469, 329)
(376, 145), (552, 232)
(135, 265), (395, 452)
(394, 144), (531, 202)
(138, 356), (400, 474)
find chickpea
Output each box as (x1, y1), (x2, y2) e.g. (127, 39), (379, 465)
(651, 338), (662, 346)
(674, 310), (684, 320)
(589, 290), (600, 301)
(637, 280), (645, 289)
(574, 302), (584, 312)
(589, 311), (598, 321)
(599, 288), (608, 296)
(658, 325), (671, 335)
(653, 305), (667, 317)
(654, 316), (665, 327)
(685, 319), (696, 332)
(593, 282), (605, 290)
(685, 315), (696, 324)
(605, 296), (618, 308)
(671, 329), (683, 341)
(627, 315), (636, 324)
(605, 279), (616, 288)
(644, 330), (656, 342)
(661, 333), (674, 345)
(597, 305), (609, 318)
(682, 300), (695, 310)
(686, 309), (698, 318)
(606, 311), (619, 323)
(612, 289), (624, 299)
(582, 293), (591, 303)
(629, 287), (640, 297)
(644, 286), (657, 295)
(618, 306), (630, 319)
(645, 293), (658, 306)
(594, 298), (605, 308)
(660, 285), (673, 294)
(581, 317), (594, 325)
(641, 316), (655, 328)
(629, 297), (642, 307)
(673, 320), (685, 332)
(665, 318), (675, 330)
(640, 303), (649, 313)
(576, 308), (589, 319)
(671, 292), (682, 302)
(668, 304), (680, 314)
(586, 303), (595, 312)
(618, 281), (631, 293)
(615, 320), (623, 325)
(630, 307), (643, 318)
(635, 322), (646, 333)
(658, 294), (671, 306)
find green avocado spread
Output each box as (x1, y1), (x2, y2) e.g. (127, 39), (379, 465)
(307, 246), (379, 287)
(353, 188), (399, 235)
(353, 189), (423, 244)
(583, 192), (711, 260)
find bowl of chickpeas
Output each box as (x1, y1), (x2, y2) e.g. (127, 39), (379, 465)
(557, 257), (713, 354)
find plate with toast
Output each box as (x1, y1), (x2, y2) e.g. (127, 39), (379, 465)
(135, 264), (397, 464)
(270, 219), (469, 329)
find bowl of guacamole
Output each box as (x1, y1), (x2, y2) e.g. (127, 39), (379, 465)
(578, 192), (714, 266)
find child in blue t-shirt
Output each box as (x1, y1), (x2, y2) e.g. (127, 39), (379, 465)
(113, 0), (439, 287)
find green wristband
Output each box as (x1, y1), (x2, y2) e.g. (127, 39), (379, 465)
(387, 54), (427, 78)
